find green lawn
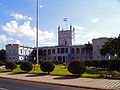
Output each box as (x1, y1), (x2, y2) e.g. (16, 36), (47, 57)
(0, 64), (100, 78)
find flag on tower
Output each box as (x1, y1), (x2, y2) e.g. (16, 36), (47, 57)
(63, 18), (68, 22)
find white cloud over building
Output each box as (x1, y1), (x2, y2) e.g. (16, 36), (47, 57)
(11, 13), (32, 20)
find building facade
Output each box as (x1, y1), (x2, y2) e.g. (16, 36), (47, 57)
(6, 44), (34, 62)
(6, 25), (110, 62)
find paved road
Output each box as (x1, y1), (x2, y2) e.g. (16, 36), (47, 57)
(0, 78), (92, 90)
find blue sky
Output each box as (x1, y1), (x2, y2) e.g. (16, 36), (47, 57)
(0, 0), (120, 49)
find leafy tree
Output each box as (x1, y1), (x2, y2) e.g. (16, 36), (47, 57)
(99, 35), (120, 58)
(92, 60), (100, 68)
(33, 48), (46, 63)
(83, 42), (93, 60)
(0, 61), (3, 66)
(84, 60), (92, 67)
(0, 49), (6, 63)
(68, 60), (86, 76)
(5, 61), (17, 71)
(40, 61), (55, 74)
(99, 60), (108, 69)
(109, 59), (120, 72)
(20, 61), (33, 72)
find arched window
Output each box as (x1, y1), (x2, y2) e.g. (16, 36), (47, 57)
(52, 49), (55, 54)
(48, 49), (51, 55)
(71, 48), (75, 54)
(44, 49), (47, 55)
(76, 48), (80, 54)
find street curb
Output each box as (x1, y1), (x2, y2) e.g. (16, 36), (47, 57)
(0, 76), (115, 90)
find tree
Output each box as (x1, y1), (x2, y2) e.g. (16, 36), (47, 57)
(83, 42), (93, 60)
(99, 35), (120, 58)
(68, 60), (86, 76)
(0, 61), (3, 66)
(40, 61), (55, 74)
(92, 60), (100, 68)
(0, 49), (6, 63)
(5, 61), (17, 71)
(84, 60), (92, 67)
(99, 60), (108, 69)
(109, 59), (120, 72)
(20, 61), (33, 72)
(33, 48), (46, 63)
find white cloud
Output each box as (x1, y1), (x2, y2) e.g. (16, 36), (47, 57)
(11, 13), (32, 20)
(73, 25), (84, 38)
(74, 25), (84, 31)
(84, 31), (103, 42)
(40, 5), (43, 8)
(2, 20), (18, 35)
(92, 18), (99, 23)
(15, 40), (21, 44)
(2, 20), (56, 45)
(0, 34), (13, 43)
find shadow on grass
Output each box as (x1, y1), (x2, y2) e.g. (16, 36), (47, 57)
(25, 73), (48, 77)
(53, 75), (81, 80)
(0, 71), (11, 73)
(7, 72), (27, 75)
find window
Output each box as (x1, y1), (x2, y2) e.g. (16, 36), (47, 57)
(44, 49), (47, 55)
(20, 49), (22, 54)
(61, 48), (64, 53)
(52, 49), (55, 54)
(71, 48), (75, 54)
(65, 40), (67, 45)
(48, 49), (51, 55)
(66, 48), (68, 53)
(57, 48), (60, 54)
(25, 50), (27, 55)
(76, 48), (80, 54)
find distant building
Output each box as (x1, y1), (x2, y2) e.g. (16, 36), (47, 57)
(6, 44), (34, 62)
(5, 25), (111, 62)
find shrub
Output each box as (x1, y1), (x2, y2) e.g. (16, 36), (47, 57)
(111, 70), (120, 77)
(52, 60), (63, 65)
(99, 60), (108, 69)
(86, 67), (98, 74)
(52, 61), (57, 65)
(17, 61), (23, 65)
(20, 61), (33, 72)
(110, 59), (120, 71)
(84, 60), (92, 67)
(40, 61), (55, 74)
(5, 61), (17, 71)
(58, 60), (63, 64)
(92, 60), (100, 68)
(68, 60), (86, 76)
(39, 60), (42, 64)
(0, 61), (3, 66)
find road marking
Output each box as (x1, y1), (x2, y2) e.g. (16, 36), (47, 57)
(0, 88), (8, 90)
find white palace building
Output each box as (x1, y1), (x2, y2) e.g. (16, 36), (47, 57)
(6, 25), (111, 63)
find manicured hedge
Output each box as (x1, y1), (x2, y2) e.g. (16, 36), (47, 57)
(68, 60), (86, 76)
(20, 61), (33, 72)
(5, 61), (17, 71)
(40, 61), (55, 74)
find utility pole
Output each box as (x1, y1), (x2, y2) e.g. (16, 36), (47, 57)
(36, 0), (39, 64)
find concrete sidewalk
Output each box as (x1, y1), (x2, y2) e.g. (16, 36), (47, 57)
(0, 72), (120, 90)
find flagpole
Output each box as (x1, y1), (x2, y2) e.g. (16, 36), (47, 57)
(36, 0), (39, 64)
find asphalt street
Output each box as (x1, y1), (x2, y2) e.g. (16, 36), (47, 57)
(0, 78), (92, 90)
